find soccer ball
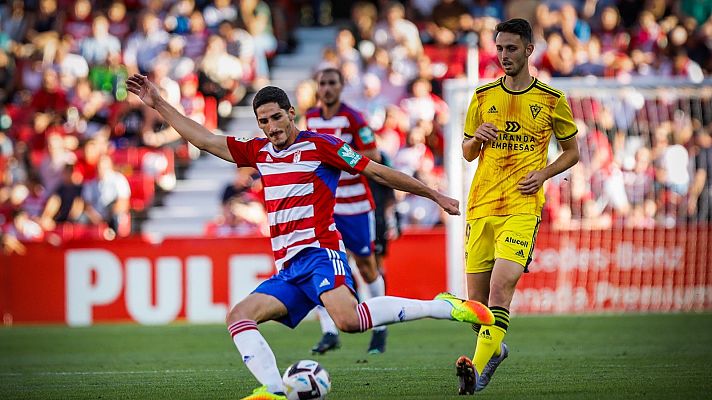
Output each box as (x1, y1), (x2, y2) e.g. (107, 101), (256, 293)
(282, 359), (331, 400)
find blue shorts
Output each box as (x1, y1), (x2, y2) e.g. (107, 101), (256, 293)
(334, 211), (375, 257)
(253, 247), (356, 328)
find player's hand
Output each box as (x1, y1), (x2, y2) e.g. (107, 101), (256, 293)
(436, 193), (460, 215)
(126, 74), (161, 109)
(518, 170), (547, 195)
(472, 123), (498, 142)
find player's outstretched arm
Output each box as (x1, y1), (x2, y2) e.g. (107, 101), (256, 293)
(361, 161), (460, 215)
(125, 74), (234, 162)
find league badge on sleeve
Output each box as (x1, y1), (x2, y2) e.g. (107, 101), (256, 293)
(338, 143), (362, 167)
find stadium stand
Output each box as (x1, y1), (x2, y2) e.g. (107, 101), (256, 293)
(0, 0), (711, 248)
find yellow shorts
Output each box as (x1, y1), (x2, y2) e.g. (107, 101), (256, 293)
(464, 215), (541, 274)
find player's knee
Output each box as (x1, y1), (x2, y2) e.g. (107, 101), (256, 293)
(332, 314), (360, 333)
(225, 304), (250, 325)
(489, 280), (516, 306)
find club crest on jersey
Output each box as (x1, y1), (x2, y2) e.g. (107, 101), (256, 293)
(293, 150), (301, 163)
(530, 104), (542, 119)
(338, 143), (362, 167)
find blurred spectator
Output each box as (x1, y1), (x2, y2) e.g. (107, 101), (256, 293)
(374, 2), (421, 81)
(178, 74), (206, 125)
(7, 209), (44, 242)
(208, 167), (266, 237)
(560, 3), (591, 49)
(0, 48), (16, 104)
(63, 0), (94, 46)
(183, 10), (210, 59)
(688, 129), (712, 222)
(123, 12), (169, 75)
(81, 154), (131, 237)
(341, 60), (363, 101)
(0, 230), (26, 255)
(39, 133), (76, 197)
(218, 21), (261, 88)
(294, 79), (317, 130)
(39, 163), (84, 231)
(654, 122), (691, 197)
(221, 167), (262, 211)
(394, 119), (435, 178)
(1, 1), (30, 45)
(32, 68), (69, 115)
(350, 1), (378, 52)
(398, 77), (448, 129)
(163, 35), (195, 82)
(107, 0), (131, 41)
(335, 28), (362, 70)
(206, 192), (269, 237)
(240, 0), (278, 82)
(27, 0), (63, 50)
(352, 73), (388, 131)
(165, 0), (195, 36)
(198, 35), (244, 118)
(470, 0), (505, 21)
(374, 2), (423, 59)
(623, 147), (656, 207)
(423, 26), (468, 84)
(577, 120), (630, 217)
(53, 37), (90, 91)
(430, 0), (471, 35)
(80, 15), (122, 66)
(376, 105), (407, 160)
(204, 0), (239, 32)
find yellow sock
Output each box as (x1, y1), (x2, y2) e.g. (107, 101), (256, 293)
(472, 306), (509, 374)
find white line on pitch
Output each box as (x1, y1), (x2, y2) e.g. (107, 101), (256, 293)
(0, 367), (401, 377)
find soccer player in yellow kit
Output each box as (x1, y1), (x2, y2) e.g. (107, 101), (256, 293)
(456, 18), (580, 395)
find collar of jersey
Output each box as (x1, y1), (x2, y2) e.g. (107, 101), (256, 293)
(500, 77), (537, 95)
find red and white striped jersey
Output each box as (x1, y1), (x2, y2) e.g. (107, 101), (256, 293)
(305, 103), (376, 215)
(226, 131), (371, 269)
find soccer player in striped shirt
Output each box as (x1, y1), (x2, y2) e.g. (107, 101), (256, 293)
(126, 74), (496, 400)
(306, 68), (388, 355)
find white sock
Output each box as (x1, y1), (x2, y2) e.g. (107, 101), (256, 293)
(366, 276), (387, 331)
(357, 297), (453, 331)
(366, 275), (385, 298)
(228, 320), (284, 393)
(315, 305), (339, 335)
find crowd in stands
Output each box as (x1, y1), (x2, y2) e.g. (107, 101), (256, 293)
(0, 0), (290, 250)
(1, 0), (712, 251)
(297, 0), (712, 230)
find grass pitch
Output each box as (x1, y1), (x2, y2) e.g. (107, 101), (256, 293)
(1, 313), (711, 399)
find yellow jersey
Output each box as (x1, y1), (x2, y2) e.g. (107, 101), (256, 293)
(463, 77), (577, 220)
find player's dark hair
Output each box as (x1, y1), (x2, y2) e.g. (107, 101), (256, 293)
(253, 86), (292, 115)
(316, 67), (344, 85)
(495, 18), (533, 45)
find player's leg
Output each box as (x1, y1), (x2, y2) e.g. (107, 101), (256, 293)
(228, 264), (320, 399)
(473, 215), (540, 391)
(325, 212), (388, 353)
(311, 305), (340, 354)
(471, 258), (521, 375)
(321, 285), (494, 333)
(226, 292), (289, 396)
(457, 218), (495, 394)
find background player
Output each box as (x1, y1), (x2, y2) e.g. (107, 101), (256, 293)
(126, 74), (495, 400)
(305, 67), (388, 354)
(456, 18), (580, 395)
